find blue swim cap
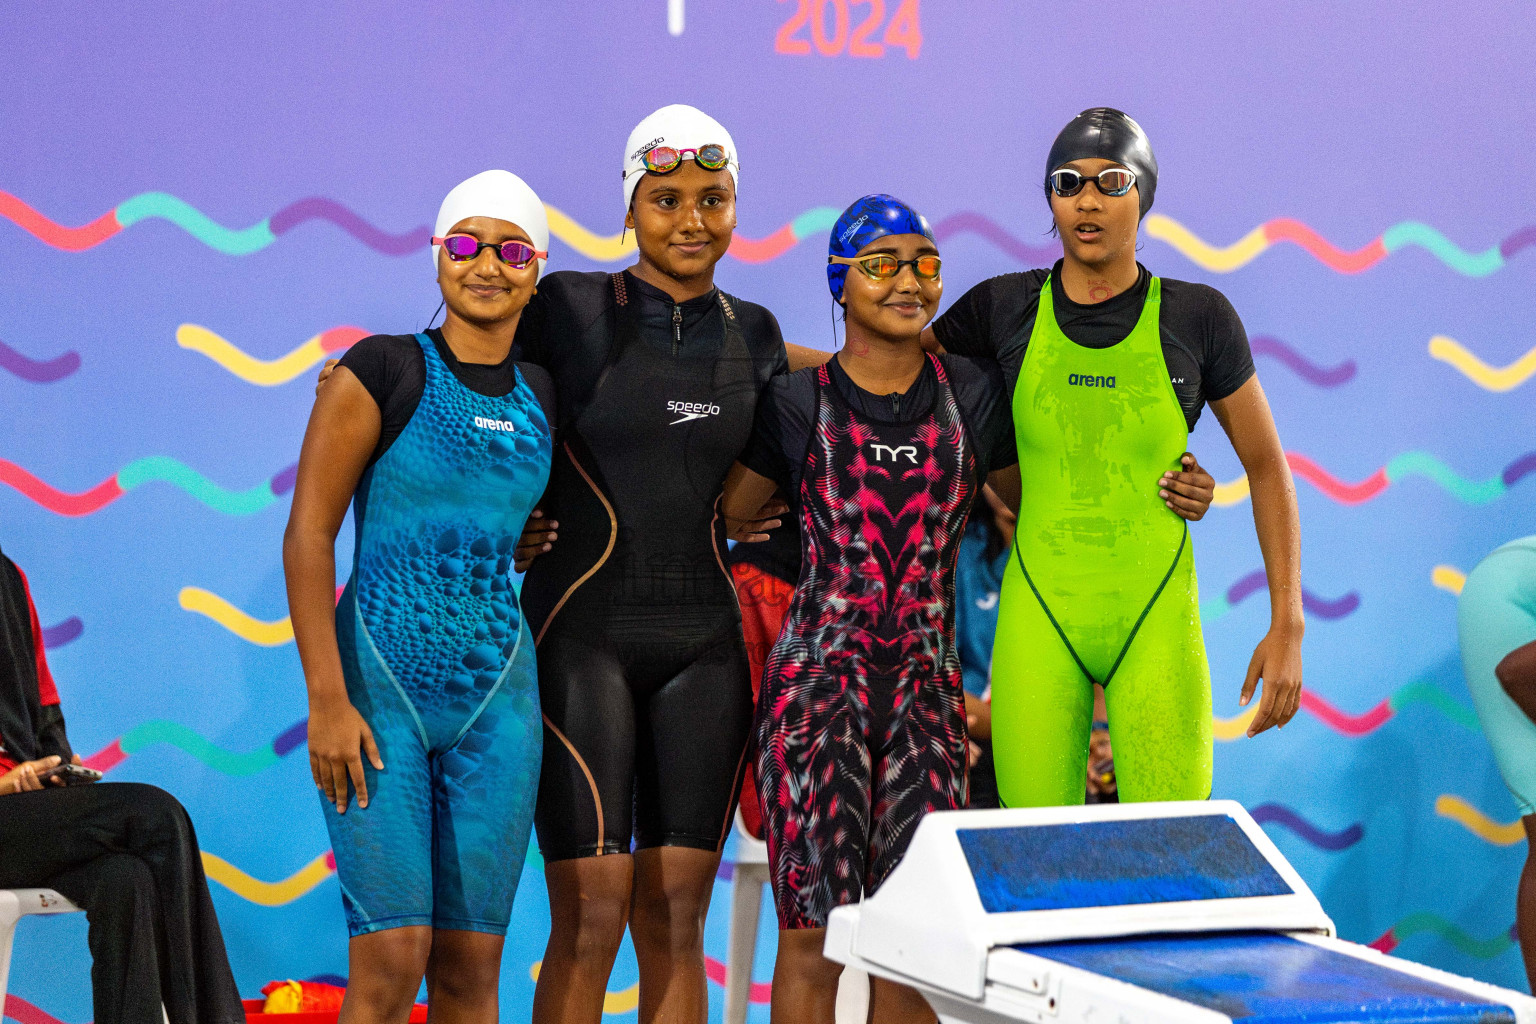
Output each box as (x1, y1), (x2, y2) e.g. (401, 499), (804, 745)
(827, 194), (936, 302)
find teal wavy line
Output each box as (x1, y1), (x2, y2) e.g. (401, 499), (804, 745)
(1389, 680), (1481, 732)
(119, 721), (280, 776)
(1200, 596), (1232, 621)
(1391, 911), (1515, 959)
(1381, 222), (1504, 278)
(115, 193), (276, 256)
(117, 456), (278, 515)
(1383, 452), (1506, 505)
(790, 206), (840, 239)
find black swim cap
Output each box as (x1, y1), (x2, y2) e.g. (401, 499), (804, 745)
(1045, 107), (1158, 218)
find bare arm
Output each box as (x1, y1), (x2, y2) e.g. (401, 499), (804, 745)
(786, 342), (833, 373)
(283, 366), (385, 811)
(1209, 375), (1303, 737)
(1498, 639), (1536, 723)
(920, 326), (944, 354)
(721, 461), (784, 543)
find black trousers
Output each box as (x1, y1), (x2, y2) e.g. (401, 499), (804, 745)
(0, 782), (243, 1024)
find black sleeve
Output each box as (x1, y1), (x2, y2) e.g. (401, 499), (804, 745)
(35, 703), (72, 762)
(1198, 286), (1256, 402)
(515, 287), (551, 366)
(336, 334), (425, 465)
(337, 334), (405, 412)
(931, 277), (996, 357)
(739, 370), (816, 493)
(943, 355), (1017, 478)
(517, 362), (556, 426)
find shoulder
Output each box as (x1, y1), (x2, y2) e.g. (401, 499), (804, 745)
(1156, 278), (1242, 323)
(723, 292), (785, 345)
(338, 332), (423, 379)
(938, 352), (1005, 393)
(534, 270), (614, 323)
(971, 269), (1050, 311)
(516, 361), (556, 420)
(763, 363), (819, 410)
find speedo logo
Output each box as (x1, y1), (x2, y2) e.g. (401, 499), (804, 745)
(1068, 373), (1116, 388)
(838, 214), (871, 244)
(630, 136), (666, 161)
(667, 400), (721, 425)
(473, 416), (518, 432)
(870, 443), (918, 464)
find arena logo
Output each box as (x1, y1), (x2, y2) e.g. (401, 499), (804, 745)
(1067, 373), (1117, 388)
(667, 400), (721, 425)
(473, 416), (518, 432)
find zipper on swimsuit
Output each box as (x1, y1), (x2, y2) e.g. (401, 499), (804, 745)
(672, 305), (682, 355)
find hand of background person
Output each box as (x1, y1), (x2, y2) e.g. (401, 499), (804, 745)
(963, 691), (992, 741)
(1241, 626), (1303, 736)
(307, 700), (383, 813)
(316, 358), (340, 394)
(1160, 452), (1217, 521)
(0, 755), (62, 795)
(513, 509), (559, 573)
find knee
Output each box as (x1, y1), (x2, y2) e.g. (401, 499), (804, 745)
(427, 946), (500, 1005)
(77, 855), (154, 920)
(776, 931), (841, 986)
(353, 928), (432, 992)
(629, 880), (710, 952)
(118, 783), (195, 840)
(552, 891), (628, 962)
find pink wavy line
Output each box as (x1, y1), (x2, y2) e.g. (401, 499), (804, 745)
(3, 995), (82, 1024)
(705, 955), (773, 1003)
(1286, 452), (1390, 505)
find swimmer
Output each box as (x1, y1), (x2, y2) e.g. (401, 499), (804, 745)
(1459, 536), (1536, 991)
(722, 194), (1019, 1024)
(286, 171), (554, 1022)
(925, 108), (1302, 806)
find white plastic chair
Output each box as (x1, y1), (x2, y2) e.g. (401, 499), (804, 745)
(0, 889), (83, 1003)
(723, 811), (869, 1023)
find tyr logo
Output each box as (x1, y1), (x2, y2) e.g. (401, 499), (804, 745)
(870, 444), (918, 464)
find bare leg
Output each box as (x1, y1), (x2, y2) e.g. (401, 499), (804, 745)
(867, 978), (937, 1024)
(770, 928), (842, 1024)
(1520, 815), (1536, 993)
(531, 855), (634, 1024)
(339, 926), (432, 1024)
(630, 846), (721, 1023)
(424, 930), (505, 1024)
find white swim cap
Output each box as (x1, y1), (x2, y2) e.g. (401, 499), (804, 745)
(621, 104), (739, 212)
(433, 169), (550, 280)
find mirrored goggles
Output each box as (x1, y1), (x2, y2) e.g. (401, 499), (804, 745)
(432, 234), (547, 268)
(1048, 167), (1137, 198)
(828, 253), (943, 282)
(640, 143), (732, 174)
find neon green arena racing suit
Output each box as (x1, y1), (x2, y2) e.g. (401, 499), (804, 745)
(990, 275), (1213, 806)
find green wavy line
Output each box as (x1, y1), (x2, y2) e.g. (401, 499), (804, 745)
(119, 721), (280, 776)
(1391, 911), (1515, 958)
(1383, 452), (1506, 505)
(117, 456), (278, 515)
(115, 193), (276, 256)
(1381, 222), (1505, 278)
(1389, 680), (1482, 731)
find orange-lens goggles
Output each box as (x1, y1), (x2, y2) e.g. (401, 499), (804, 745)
(828, 253), (942, 281)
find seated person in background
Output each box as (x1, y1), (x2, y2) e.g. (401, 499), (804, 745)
(0, 547), (244, 1024)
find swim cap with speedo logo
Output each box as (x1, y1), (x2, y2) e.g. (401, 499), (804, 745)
(826, 193), (935, 303)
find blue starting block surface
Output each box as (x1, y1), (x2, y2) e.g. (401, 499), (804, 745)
(958, 815), (1293, 914)
(1024, 932), (1516, 1023)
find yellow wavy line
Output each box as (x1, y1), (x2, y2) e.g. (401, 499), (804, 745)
(201, 851), (333, 906)
(545, 204), (636, 262)
(1213, 474), (1252, 507)
(1429, 335), (1536, 393)
(179, 586), (293, 646)
(176, 324), (331, 386)
(1144, 214), (1270, 272)
(1435, 794), (1526, 845)
(1432, 565), (1467, 595)
(528, 960), (639, 1014)
(1213, 706), (1259, 741)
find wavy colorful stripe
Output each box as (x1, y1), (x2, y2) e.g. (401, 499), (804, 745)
(82, 717), (307, 775)
(1213, 679), (1479, 741)
(0, 456), (297, 517)
(3, 995), (79, 1024)
(202, 850), (335, 906)
(1429, 335), (1536, 392)
(1250, 803), (1363, 851)
(1433, 565), (1468, 595)
(177, 324), (366, 385)
(1435, 794), (1526, 846)
(1368, 914), (1517, 959)
(1200, 570), (1358, 622)
(40, 616), (82, 649)
(0, 339), (80, 383)
(1145, 214), (1534, 277)
(179, 587), (294, 645)
(1250, 336), (1356, 388)
(528, 955), (772, 1013)
(1212, 449), (1536, 508)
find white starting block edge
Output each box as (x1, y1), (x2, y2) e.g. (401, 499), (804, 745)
(826, 923), (1536, 1024)
(831, 800), (1334, 1000)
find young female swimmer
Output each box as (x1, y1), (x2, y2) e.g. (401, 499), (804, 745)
(721, 195), (1021, 1024)
(285, 171), (554, 1023)
(925, 107), (1304, 807)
